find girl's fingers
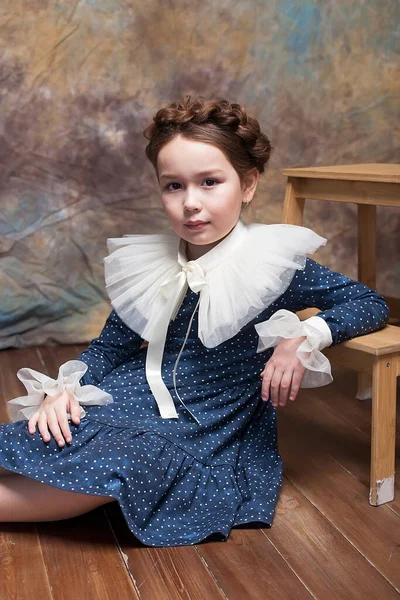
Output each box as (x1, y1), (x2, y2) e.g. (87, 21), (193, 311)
(46, 409), (66, 447)
(28, 391), (80, 445)
(68, 394), (81, 425)
(28, 412), (40, 435)
(55, 408), (72, 444)
(289, 369), (304, 402)
(261, 367), (273, 402)
(38, 410), (51, 443)
(270, 368), (283, 407)
(278, 371), (293, 407)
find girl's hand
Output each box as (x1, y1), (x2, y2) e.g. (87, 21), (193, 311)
(260, 336), (307, 408)
(28, 389), (81, 447)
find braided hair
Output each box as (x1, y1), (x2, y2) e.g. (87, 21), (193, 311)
(143, 96), (272, 180)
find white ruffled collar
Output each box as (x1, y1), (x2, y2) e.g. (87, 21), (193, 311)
(104, 220), (326, 348)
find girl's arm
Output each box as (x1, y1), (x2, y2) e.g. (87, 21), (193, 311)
(76, 309), (144, 386)
(259, 258), (389, 408)
(288, 257), (389, 344)
(8, 309), (143, 439)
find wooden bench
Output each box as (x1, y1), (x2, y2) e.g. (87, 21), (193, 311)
(282, 164), (400, 506)
(298, 308), (399, 506)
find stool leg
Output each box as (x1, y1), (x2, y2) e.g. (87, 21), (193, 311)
(358, 205), (376, 288)
(282, 179), (305, 225)
(369, 355), (397, 506)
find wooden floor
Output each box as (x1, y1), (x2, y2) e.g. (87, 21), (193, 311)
(0, 344), (399, 600)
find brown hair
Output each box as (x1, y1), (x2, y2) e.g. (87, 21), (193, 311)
(143, 96), (272, 181)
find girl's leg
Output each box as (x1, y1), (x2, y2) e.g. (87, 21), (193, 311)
(0, 473), (115, 522)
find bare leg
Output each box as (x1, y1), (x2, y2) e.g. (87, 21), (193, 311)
(0, 473), (115, 522)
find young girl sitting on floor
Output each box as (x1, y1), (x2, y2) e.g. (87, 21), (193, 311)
(0, 96), (389, 547)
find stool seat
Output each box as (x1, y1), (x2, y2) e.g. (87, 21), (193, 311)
(342, 324), (400, 355)
(282, 163), (400, 183)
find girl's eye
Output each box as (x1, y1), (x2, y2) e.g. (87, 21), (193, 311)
(203, 179), (217, 187)
(166, 182), (182, 191)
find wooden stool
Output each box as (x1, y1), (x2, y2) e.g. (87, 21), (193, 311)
(283, 164), (400, 506)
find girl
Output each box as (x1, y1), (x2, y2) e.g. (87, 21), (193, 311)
(0, 97), (389, 547)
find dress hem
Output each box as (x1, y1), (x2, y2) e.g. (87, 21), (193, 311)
(0, 461), (273, 548)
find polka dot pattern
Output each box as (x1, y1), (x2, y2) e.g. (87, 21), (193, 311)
(0, 258), (389, 546)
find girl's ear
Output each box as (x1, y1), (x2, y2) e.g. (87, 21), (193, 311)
(242, 168), (259, 204)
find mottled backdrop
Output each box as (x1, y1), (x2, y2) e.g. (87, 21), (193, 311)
(0, 0), (399, 348)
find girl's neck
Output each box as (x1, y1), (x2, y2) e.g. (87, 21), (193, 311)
(186, 240), (220, 261)
(185, 225), (240, 261)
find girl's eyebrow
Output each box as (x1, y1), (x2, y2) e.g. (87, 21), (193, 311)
(159, 169), (225, 181)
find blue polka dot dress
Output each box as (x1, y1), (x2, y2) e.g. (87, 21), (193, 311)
(0, 249), (389, 547)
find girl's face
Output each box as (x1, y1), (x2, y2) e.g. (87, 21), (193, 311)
(157, 135), (258, 260)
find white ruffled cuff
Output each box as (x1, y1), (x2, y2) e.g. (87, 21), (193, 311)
(255, 309), (333, 387)
(7, 360), (113, 423)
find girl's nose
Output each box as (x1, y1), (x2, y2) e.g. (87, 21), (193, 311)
(183, 189), (202, 211)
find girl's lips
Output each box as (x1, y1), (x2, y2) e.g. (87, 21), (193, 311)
(185, 222), (209, 230)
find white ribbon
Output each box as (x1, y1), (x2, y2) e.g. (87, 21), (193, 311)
(145, 261), (207, 420)
(7, 360), (113, 422)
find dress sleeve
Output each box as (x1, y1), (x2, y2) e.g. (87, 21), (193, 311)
(7, 309), (143, 422)
(286, 257), (390, 346)
(77, 309), (144, 386)
(255, 258), (389, 388)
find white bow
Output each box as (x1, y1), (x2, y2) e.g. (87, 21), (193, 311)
(7, 360), (113, 422)
(146, 263), (207, 421)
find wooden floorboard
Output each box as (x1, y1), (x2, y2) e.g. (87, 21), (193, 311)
(105, 502), (228, 600)
(285, 386), (400, 516)
(278, 395), (400, 590)
(0, 345), (399, 599)
(264, 477), (399, 599)
(0, 523), (53, 600)
(0, 346), (45, 423)
(195, 527), (314, 600)
(37, 511), (138, 600)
